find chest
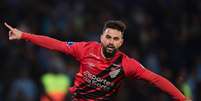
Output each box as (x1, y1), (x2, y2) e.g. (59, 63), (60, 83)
(79, 53), (125, 92)
(80, 52), (124, 76)
(81, 53), (109, 71)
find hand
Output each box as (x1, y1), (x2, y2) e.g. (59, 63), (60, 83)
(185, 97), (192, 101)
(4, 22), (23, 40)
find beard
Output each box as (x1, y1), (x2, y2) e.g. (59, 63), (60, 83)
(102, 44), (117, 59)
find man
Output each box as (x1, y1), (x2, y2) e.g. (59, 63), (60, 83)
(4, 20), (190, 101)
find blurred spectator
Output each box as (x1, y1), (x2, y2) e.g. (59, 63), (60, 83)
(8, 67), (37, 101)
(175, 68), (193, 100)
(36, 49), (71, 101)
(41, 71), (70, 101)
(143, 49), (161, 73)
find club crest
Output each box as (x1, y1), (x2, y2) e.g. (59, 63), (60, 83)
(109, 68), (121, 78)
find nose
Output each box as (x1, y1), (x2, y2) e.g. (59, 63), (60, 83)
(108, 39), (114, 44)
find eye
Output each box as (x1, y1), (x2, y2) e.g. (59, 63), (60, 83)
(113, 37), (120, 41)
(105, 35), (111, 39)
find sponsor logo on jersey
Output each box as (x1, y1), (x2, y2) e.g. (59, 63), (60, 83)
(66, 41), (75, 46)
(83, 71), (114, 90)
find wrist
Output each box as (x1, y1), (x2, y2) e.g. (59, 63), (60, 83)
(21, 32), (31, 39)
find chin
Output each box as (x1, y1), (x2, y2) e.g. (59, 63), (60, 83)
(103, 48), (116, 58)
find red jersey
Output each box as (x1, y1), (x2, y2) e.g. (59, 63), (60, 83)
(21, 33), (186, 101)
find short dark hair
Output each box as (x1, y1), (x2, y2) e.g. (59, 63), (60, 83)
(103, 20), (126, 34)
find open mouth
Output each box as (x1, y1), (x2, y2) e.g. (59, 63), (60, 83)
(106, 45), (115, 52)
(107, 47), (114, 50)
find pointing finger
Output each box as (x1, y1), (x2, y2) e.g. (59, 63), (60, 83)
(4, 22), (14, 31)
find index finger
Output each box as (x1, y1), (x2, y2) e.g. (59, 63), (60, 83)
(4, 22), (14, 30)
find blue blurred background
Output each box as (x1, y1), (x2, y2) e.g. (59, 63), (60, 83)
(0, 0), (201, 101)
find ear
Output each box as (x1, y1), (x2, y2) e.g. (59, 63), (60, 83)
(120, 38), (124, 46)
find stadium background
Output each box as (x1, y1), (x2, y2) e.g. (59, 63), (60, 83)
(0, 0), (201, 101)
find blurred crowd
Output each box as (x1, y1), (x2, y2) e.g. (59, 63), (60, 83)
(0, 0), (201, 101)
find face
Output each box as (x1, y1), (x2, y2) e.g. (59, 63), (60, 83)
(100, 28), (124, 57)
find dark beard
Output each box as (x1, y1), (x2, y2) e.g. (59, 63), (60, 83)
(103, 46), (116, 59)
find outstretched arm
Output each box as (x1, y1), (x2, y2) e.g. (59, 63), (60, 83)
(122, 57), (191, 101)
(138, 68), (190, 101)
(4, 22), (69, 53)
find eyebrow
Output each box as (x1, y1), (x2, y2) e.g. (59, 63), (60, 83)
(105, 34), (121, 39)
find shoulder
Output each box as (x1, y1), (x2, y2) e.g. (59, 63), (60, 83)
(79, 41), (100, 49)
(86, 41), (100, 46)
(80, 41), (99, 46)
(120, 52), (145, 77)
(121, 53), (139, 67)
(119, 52), (137, 64)
(65, 41), (100, 60)
(75, 41), (100, 55)
(66, 41), (99, 48)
